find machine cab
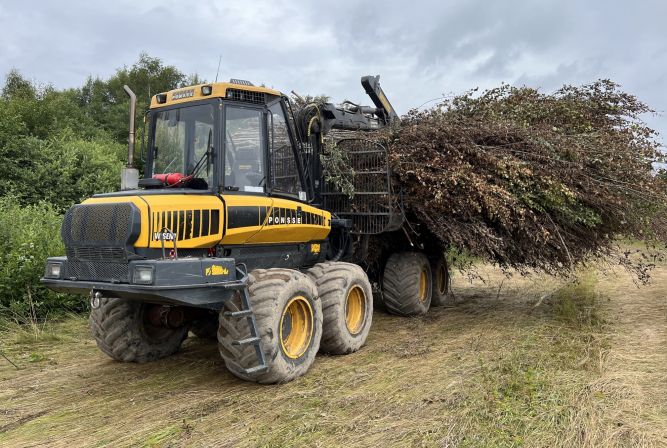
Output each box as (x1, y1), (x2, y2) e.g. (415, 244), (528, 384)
(144, 80), (308, 202)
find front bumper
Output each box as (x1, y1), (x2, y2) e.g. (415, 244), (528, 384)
(41, 256), (246, 310)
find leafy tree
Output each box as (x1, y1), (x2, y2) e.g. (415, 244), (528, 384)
(75, 53), (187, 143)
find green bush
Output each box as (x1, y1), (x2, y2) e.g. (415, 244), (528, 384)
(0, 196), (83, 318)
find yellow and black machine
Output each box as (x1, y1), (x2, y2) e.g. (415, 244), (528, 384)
(42, 75), (449, 383)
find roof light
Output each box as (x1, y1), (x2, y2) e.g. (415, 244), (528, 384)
(155, 93), (167, 104)
(229, 78), (254, 86)
(201, 85), (212, 96)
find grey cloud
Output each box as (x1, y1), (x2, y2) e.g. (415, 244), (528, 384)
(0, 0), (665, 144)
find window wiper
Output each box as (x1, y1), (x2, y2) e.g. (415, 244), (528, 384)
(188, 129), (213, 180)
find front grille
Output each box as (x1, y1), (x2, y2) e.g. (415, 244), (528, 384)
(226, 88), (265, 104)
(151, 209), (220, 242)
(63, 262), (129, 283)
(66, 247), (127, 261)
(62, 202), (141, 263)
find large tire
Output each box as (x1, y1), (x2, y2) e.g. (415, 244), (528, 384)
(306, 262), (373, 355)
(430, 256), (452, 307)
(382, 251), (432, 316)
(218, 269), (322, 384)
(89, 298), (188, 363)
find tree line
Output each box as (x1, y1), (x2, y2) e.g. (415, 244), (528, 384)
(0, 54), (200, 318)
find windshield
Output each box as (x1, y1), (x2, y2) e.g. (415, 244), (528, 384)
(152, 103), (215, 187)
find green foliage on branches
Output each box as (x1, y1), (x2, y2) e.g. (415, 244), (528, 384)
(0, 197), (82, 317)
(75, 53), (188, 143)
(0, 54), (199, 318)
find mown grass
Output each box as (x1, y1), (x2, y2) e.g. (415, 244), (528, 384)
(0, 265), (665, 447)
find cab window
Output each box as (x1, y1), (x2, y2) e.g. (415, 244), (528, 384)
(153, 104), (215, 188)
(224, 106), (265, 192)
(268, 102), (302, 196)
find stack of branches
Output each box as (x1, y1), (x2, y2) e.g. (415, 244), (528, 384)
(383, 80), (667, 279)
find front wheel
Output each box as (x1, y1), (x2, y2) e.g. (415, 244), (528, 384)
(218, 269), (322, 384)
(89, 298), (188, 363)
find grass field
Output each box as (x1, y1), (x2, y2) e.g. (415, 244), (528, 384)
(1, 261), (665, 447)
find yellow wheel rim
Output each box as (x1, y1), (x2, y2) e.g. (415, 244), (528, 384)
(437, 264), (447, 295)
(279, 296), (314, 359)
(345, 285), (366, 335)
(418, 269), (428, 302)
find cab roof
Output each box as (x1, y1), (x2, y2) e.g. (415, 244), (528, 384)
(149, 81), (283, 109)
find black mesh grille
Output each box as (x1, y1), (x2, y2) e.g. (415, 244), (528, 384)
(226, 88), (265, 104)
(62, 202), (141, 263)
(63, 262), (129, 283)
(322, 139), (400, 234)
(66, 247), (127, 261)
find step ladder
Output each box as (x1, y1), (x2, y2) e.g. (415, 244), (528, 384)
(224, 281), (268, 376)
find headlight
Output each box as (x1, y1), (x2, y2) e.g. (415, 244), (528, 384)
(133, 266), (154, 285)
(45, 262), (62, 279)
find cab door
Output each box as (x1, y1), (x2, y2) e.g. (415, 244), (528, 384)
(246, 100), (330, 244)
(220, 104), (273, 245)
(220, 100), (330, 246)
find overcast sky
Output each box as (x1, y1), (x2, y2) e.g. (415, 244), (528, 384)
(1, 0), (665, 145)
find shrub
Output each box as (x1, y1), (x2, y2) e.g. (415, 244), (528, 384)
(0, 196), (83, 318)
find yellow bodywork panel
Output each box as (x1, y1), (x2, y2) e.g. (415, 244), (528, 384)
(245, 197), (330, 244)
(83, 193), (330, 249)
(221, 195), (331, 245)
(150, 82), (282, 109)
(83, 195), (224, 249)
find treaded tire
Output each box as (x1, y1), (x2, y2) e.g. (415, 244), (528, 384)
(217, 268), (322, 384)
(89, 298), (188, 363)
(382, 251), (432, 316)
(306, 262), (373, 355)
(430, 256), (452, 307)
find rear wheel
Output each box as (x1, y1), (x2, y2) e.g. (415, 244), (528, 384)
(430, 256), (451, 307)
(306, 262), (373, 354)
(90, 298), (188, 363)
(217, 268), (322, 384)
(382, 251), (432, 316)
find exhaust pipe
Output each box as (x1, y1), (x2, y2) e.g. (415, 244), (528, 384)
(123, 85), (136, 166)
(120, 85), (139, 190)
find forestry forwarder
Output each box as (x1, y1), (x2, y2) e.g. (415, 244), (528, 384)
(42, 75), (420, 383)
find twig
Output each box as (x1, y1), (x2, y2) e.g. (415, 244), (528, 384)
(0, 350), (20, 370)
(547, 214), (574, 269)
(533, 282), (570, 308)
(495, 279), (505, 300)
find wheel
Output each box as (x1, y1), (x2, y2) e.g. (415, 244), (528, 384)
(189, 314), (219, 339)
(89, 298), (188, 363)
(306, 262), (373, 355)
(217, 268), (322, 384)
(382, 251), (432, 316)
(430, 256), (451, 306)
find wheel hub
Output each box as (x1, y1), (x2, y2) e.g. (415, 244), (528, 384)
(418, 269), (428, 302)
(280, 296), (313, 359)
(345, 286), (366, 335)
(437, 264), (447, 295)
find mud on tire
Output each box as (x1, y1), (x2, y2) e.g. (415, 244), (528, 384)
(382, 251), (432, 316)
(306, 262), (373, 355)
(217, 268), (322, 384)
(89, 298), (188, 363)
